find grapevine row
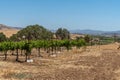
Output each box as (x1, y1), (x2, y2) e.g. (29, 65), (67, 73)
(0, 39), (86, 62)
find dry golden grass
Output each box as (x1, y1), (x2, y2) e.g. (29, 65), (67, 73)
(0, 43), (120, 80)
(0, 29), (19, 38)
(70, 33), (84, 39)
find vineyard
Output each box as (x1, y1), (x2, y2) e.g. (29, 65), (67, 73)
(0, 39), (86, 62)
(0, 25), (119, 80)
(0, 43), (120, 80)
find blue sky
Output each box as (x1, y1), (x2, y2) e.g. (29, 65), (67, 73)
(0, 0), (120, 31)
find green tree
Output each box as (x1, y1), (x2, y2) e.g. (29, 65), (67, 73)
(84, 35), (91, 43)
(0, 32), (7, 42)
(9, 34), (20, 41)
(11, 24), (53, 41)
(55, 28), (70, 40)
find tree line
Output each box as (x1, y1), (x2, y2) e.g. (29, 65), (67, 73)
(0, 24), (69, 41)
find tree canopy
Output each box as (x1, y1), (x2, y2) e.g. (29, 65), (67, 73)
(10, 24), (53, 41)
(55, 28), (70, 40)
(0, 32), (7, 42)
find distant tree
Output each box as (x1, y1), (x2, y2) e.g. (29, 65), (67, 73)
(76, 36), (83, 41)
(55, 28), (70, 40)
(84, 35), (90, 43)
(0, 32), (7, 42)
(113, 33), (117, 42)
(10, 24), (53, 41)
(9, 34), (19, 41)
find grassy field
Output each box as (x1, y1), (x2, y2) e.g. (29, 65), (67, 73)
(0, 43), (120, 80)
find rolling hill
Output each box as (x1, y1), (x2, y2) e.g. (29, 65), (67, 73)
(70, 29), (120, 36)
(0, 24), (20, 37)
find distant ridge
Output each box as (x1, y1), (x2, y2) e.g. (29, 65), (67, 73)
(0, 24), (12, 29)
(0, 24), (22, 30)
(0, 24), (20, 37)
(12, 27), (22, 30)
(70, 29), (120, 36)
(70, 29), (105, 35)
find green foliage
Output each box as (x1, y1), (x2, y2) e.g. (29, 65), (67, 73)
(84, 35), (91, 43)
(0, 39), (86, 60)
(10, 24), (53, 41)
(55, 28), (70, 40)
(76, 39), (86, 48)
(0, 39), (86, 52)
(0, 42), (11, 51)
(0, 32), (7, 42)
(24, 42), (32, 54)
(9, 41), (15, 51)
(9, 34), (19, 41)
(92, 35), (114, 45)
(62, 40), (72, 50)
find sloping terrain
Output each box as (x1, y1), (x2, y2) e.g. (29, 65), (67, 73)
(0, 29), (19, 37)
(0, 24), (19, 37)
(0, 44), (120, 80)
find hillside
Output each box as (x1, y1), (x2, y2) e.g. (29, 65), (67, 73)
(0, 29), (19, 38)
(0, 43), (119, 79)
(70, 29), (120, 36)
(0, 24), (20, 37)
(70, 29), (104, 35)
(0, 24), (12, 29)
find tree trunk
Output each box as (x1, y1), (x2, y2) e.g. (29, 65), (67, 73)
(38, 48), (43, 57)
(59, 47), (62, 52)
(28, 53), (31, 60)
(25, 52), (28, 62)
(4, 51), (7, 60)
(51, 47), (54, 55)
(21, 50), (23, 56)
(11, 50), (14, 55)
(47, 48), (50, 53)
(55, 46), (57, 54)
(16, 49), (19, 61)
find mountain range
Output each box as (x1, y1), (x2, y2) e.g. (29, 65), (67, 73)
(70, 29), (120, 36)
(0, 24), (21, 30)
